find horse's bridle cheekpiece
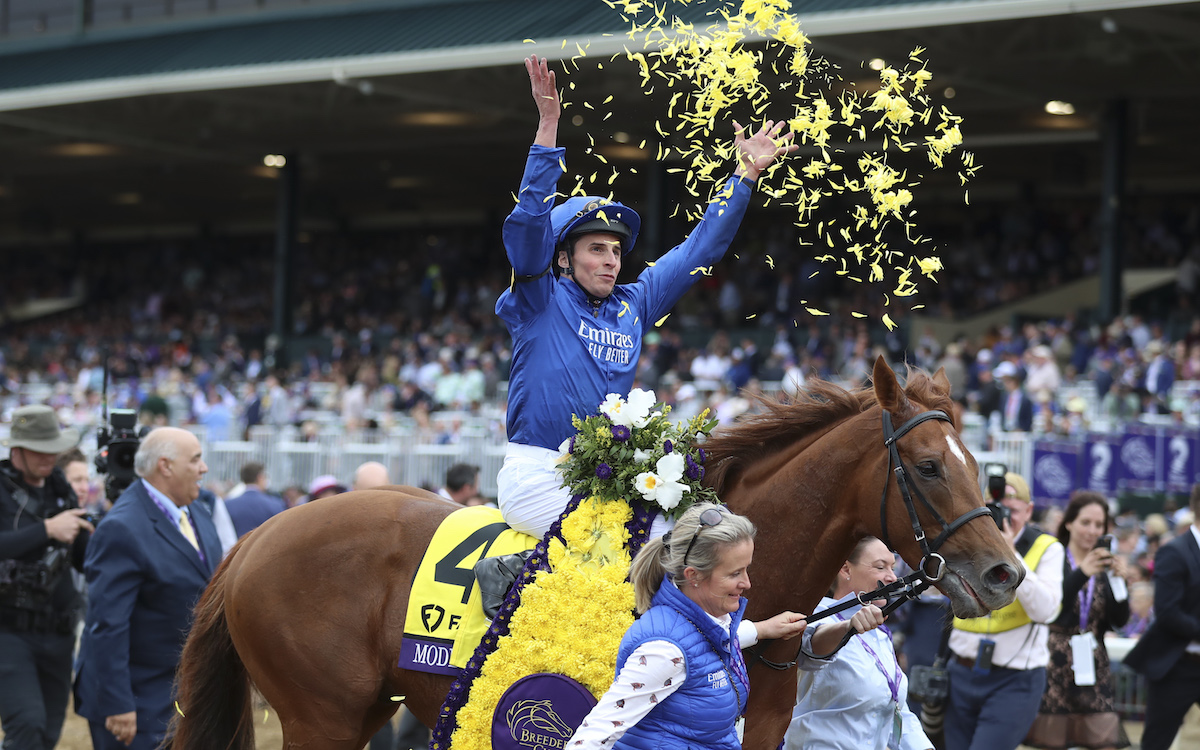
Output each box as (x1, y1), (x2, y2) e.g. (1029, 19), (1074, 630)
(754, 407), (993, 666)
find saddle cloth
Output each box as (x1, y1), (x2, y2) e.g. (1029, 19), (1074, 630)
(400, 506), (536, 675)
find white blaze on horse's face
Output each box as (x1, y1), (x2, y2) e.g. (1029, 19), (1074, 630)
(944, 435), (968, 468)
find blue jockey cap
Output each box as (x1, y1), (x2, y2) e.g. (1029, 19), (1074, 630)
(550, 196), (641, 256)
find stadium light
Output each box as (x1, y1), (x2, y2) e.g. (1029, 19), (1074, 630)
(263, 154), (287, 168)
(1044, 100), (1076, 116)
(50, 142), (119, 157)
(868, 58), (886, 71)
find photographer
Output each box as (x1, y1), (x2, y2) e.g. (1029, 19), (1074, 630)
(0, 405), (93, 750)
(945, 471), (1064, 750)
(1025, 491), (1129, 750)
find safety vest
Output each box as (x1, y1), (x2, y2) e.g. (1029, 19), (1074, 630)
(953, 531), (1057, 633)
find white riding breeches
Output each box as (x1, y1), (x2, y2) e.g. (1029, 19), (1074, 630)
(497, 442), (673, 541)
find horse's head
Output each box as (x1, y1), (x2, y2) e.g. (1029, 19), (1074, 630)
(871, 356), (1023, 618)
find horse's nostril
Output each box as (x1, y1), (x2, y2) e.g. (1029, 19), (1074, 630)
(985, 563), (1018, 588)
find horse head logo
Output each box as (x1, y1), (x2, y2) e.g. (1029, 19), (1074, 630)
(506, 699), (575, 745)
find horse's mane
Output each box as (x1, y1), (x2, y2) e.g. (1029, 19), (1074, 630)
(702, 368), (956, 495)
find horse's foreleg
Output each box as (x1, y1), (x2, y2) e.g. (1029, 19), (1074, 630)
(743, 666), (798, 750)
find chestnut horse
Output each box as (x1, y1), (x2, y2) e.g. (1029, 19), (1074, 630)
(171, 357), (1022, 750)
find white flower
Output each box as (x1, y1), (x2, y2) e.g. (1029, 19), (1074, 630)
(626, 388), (657, 428)
(656, 452), (685, 482)
(633, 449), (652, 464)
(634, 471), (661, 501)
(654, 479), (689, 511)
(599, 393), (630, 425)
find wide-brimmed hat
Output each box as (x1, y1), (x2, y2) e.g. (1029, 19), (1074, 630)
(3, 405), (80, 454)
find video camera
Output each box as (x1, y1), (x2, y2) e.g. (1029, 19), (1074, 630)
(95, 408), (141, 502)
(983, 462), (1010, 531)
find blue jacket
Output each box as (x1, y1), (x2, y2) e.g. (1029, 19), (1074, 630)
(224, 487), (286, 538)
(497, 145), (755, 451)
(612, 577), (749, 750)
(74, 480), (220, 746)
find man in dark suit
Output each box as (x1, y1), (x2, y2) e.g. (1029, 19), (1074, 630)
(74, 427), (220, 750)
(1123, 483), (1200, 750)
(995, 360), (1034, 432)
(223, 461), (285, 538)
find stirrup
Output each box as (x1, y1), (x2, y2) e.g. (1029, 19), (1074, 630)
(473, 550), (534, 619)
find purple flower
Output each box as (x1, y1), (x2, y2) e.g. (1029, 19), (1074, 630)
(596, 463), (613, 479)
(685, 453), (703, 480)
(697, 447), (706, 464)
(663, 439), (674, 454)
(569, 436), (576, 454)
(611, 425), (631, 442)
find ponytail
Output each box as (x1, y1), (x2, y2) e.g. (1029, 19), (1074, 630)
(629, 535), (668, 614)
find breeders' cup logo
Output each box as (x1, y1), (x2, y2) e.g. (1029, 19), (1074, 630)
(1120, 437), (1155, 479)
(506, 700), (574, 750)
(1034, 454), (1072, 498)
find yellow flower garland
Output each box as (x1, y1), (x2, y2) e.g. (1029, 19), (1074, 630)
(449, 497), (636, 750)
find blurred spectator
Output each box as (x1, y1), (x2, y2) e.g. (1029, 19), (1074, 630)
(224, 462), (286, 538)
(306, 475), (347, 502)
(438, 463), (479, 505)
(996, 361), (1034, 432)
(353, 461), (390, 491)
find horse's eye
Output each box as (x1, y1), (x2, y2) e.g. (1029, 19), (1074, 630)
(917, 462), (939, 478)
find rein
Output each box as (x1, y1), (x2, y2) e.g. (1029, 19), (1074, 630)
(752, 407), (993, 669)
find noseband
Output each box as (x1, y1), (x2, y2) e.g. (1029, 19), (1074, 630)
(879, 408), (993, 583)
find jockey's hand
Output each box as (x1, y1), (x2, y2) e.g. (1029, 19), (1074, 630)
(754, 611), (808, 641)
(733, 119), (797, 182)
(526, 55), (559, 148)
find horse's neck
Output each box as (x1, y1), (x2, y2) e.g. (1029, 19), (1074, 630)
(727, 417), (881, 621)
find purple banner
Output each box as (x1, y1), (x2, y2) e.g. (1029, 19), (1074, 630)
(398, 636), (460, 677)
(492, 673), (597, 750)
(1083, 433), (1122, 496)
(1163, 427), (1200, 494)
(1118, 424), (1163, 492)
(1031, 440), (1081, 505)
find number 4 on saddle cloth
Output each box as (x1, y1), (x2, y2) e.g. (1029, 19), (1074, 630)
(400, 506), (537, 676)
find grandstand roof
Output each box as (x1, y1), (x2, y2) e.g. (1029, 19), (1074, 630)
(0, 0), (1197, 241)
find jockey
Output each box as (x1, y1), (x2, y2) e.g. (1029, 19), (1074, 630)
(494, 55), (796, 546)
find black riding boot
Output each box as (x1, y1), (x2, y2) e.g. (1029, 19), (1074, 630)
(472, 550), (534, 619)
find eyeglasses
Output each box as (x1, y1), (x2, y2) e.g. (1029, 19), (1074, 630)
(682, 508), (726, 568)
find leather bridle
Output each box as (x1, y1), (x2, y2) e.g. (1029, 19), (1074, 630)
(752, 407), (994, 666)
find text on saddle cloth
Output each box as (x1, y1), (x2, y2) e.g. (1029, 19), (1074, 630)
(400, 506), (536, 676)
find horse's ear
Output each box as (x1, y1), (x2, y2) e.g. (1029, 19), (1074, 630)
(931, 366), (952, 396)
(872, 355), (909, 413)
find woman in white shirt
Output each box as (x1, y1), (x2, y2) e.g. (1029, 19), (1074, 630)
(784, 536), (933, 750)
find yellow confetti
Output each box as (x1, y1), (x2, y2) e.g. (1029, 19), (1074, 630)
(882, 313), (897, 331)
(805, 307), (829, 316)
(618, 300), (631, 317)
(655, 313), (671, 327)
(264, 709), (270, 724)
(175, 701), (185, 718)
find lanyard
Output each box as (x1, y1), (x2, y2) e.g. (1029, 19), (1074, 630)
(835, 610), (902, 704)
(1065, 549), (1096, 631)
